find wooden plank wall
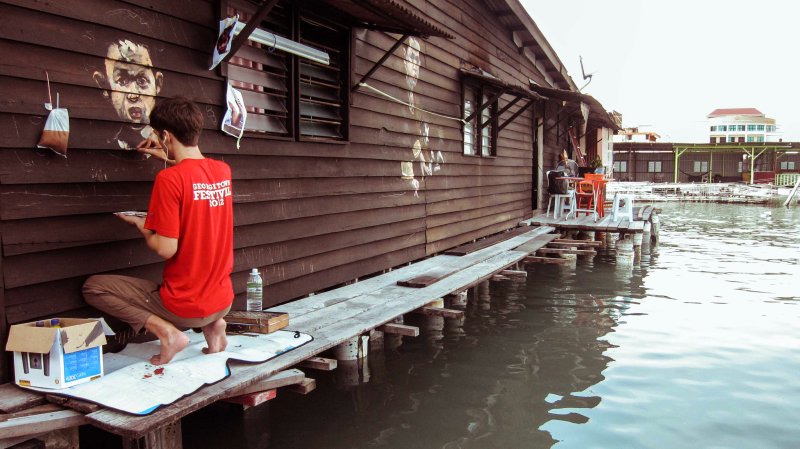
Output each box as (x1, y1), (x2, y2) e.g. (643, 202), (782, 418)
(0, 0), (555, 378)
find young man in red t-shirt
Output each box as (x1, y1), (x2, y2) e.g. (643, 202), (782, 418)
(83, 97), (234, 365)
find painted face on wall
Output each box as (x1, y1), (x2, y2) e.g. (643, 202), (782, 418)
(95, 40), (163, 124)
(403, 37), (421, 90)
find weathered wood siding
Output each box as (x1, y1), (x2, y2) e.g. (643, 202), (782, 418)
(0, 0), (557, 378)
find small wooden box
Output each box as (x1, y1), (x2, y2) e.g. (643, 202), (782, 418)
(225, 311), (289, 334)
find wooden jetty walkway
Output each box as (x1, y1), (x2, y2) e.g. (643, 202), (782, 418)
(2, 223), (616, 448)
(527, 205), (658, 241)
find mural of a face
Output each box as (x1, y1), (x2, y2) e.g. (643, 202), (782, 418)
(403, 38), (421, 90)
(94, 40), (163, 124)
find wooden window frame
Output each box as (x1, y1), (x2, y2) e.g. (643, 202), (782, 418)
(648, 161), (662, 173)
(462, 81), (498, 157)
(222, 0), (351, 143)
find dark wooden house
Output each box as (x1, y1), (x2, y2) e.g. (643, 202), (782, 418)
(614, 142), (800, 183)
(0, 0), (618, 380)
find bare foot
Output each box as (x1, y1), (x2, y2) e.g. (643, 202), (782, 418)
(202, 318), (228, 355)
(144, 315), (191, 365)
(150, 330), (190, 365)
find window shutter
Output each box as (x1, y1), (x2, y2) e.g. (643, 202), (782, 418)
(298, 15), (346, 140)
(226, 1), (291, 137)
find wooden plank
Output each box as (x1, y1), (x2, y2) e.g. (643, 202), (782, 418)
(223, 389), (276, 408)
(500, 269), (527, 278)
(412, 307), (464, 319)
(287, 378), (316, 395)
(397, 268), (455, 288)
(222, 369), (305, 398)
(0, 384), (46, 413)
(297, 357), (338, 371)
(45, 394), (100, 414)
(513, 233), (559, 254)
(443, 226), (531, 256)
(4, 0), (214, 51)
(551, 239), (602, 247)
(121, 420), (181, 449)
(428, 213), (528, 252)
(522, 256), (568, 265)
(0, 410), (85, 440)
(536, 248), (597, 256)
(0, 3), (216, 81)
(84, 230), (549, 437)
(259, 246), (426, 308)
(225, 311), (289, 334)
(377, 323), (420, 337)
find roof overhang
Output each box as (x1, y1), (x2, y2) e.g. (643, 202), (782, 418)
(529, 81), (621, 131)
(483, 0), (575, 90)
(461, 69), (545, 131)
(319, 0), (454, 39)
(462, 69), (545, 101)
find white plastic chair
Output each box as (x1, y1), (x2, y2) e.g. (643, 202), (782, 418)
(612, 193), (634, 221)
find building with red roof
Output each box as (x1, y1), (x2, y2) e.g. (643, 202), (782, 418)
(707, 108), (781, 143)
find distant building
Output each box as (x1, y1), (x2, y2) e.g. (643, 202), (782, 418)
(707, 108), (781, 143)
(613, 126), (660, 143)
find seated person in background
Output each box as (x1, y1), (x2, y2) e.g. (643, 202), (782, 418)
(556, 149), (580, 177)
(83, 97), (234, 365)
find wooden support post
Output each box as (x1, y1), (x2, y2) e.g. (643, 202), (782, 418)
(650, 214), (661, 244)
(298, 357), (338, 371)
(287, 378), (316, 395)
(446, 290), (468, 307)
(413, 307), (464, 319)
(333, 335), (368, 361)
(616, 235), (634, 266)
(537, 247), (597, 256)
(490, 274), (510, 281)
(223, 389), (277, 410)
(523, 256), (569, 265)
(477, 281), (490, 310)
(378, 323), (420, 337)
(385, 316), (404, 351)
(122, 420), (181, 449)
(632, 232), (643, 257)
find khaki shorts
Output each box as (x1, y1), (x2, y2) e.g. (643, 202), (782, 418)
(83, 274), (231, 333)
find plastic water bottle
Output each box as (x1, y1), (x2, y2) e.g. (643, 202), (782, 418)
(246, 268), (263, 312)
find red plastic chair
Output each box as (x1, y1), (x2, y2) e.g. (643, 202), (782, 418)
(583, 173), (607, 217)
(574, 180), (598, 221)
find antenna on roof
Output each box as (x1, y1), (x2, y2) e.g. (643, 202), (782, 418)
(579, 56), (596, 92)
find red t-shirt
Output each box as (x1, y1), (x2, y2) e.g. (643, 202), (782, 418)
(144, 158), (233, 317)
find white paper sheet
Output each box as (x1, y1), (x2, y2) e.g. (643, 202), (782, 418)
(29, 330), (312, 415)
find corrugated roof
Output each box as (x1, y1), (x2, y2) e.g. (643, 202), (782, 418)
(320, 0), (454, 39)
(707, 108), (763, 117)
(529, 82), (621, 131)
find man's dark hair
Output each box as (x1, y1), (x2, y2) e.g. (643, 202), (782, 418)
(149, 97), (204, 146)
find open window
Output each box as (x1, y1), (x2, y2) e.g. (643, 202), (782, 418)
(223, 0), (350, 141)
(463, 83), (498, 157)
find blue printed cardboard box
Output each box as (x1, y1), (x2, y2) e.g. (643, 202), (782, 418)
(5, 318), (107, 389)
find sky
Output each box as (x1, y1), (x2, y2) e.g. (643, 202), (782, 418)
(521, 0), (800, 142)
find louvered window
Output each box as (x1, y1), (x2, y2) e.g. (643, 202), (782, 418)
(224, 1), (349, 141)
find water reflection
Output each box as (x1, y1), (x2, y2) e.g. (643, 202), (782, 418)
(179, 203), (800, 449)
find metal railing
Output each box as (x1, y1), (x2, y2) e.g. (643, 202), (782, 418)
(775, 173), (800, 187)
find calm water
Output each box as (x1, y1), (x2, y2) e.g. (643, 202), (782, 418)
(182, 202), (800, 449)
